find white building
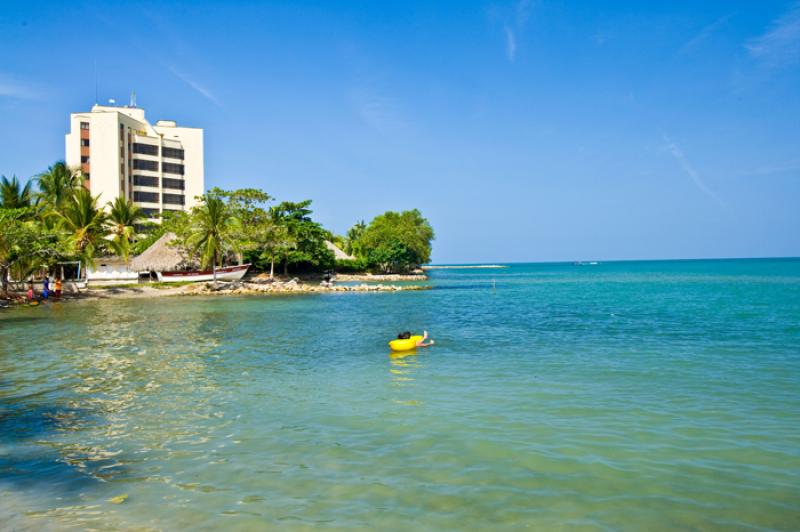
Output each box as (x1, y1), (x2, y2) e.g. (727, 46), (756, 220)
(65, 101), (204, 217)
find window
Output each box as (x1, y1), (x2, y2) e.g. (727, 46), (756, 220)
(162, 147), (184, 160)
(140, 208), (159, 217)
(162, 162), (184, 175)
(80, 122), (89, 130)
(133, 174), (158, 187)
(84, 173), (90, 180)
(133, 143), (159, 156)
(80, 138), (90, 147)
(81, 156), (90, 164)
(162, 177), (184, 190)
(134, 191), (159, 203)
(162, 193), (185, 206)
(133, 159), (158, 171)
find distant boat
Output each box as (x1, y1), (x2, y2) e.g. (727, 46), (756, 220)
(156, 264), (251, 283)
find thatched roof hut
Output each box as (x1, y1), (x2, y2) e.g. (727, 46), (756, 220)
(130, 232), (195, 272)
(325, 240), (355, 261)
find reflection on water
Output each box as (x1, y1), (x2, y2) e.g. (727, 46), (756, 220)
(2, 260), (800, 530)
(389, 350), (424, 406)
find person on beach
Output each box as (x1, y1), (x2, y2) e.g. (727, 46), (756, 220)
(54, 277), (63, 298)
(27, 280), (34, 301)
(42, 276), (50, 299)
(398, 330), (435, 347)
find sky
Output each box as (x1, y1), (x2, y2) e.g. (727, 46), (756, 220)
(1, 0), (799, 263)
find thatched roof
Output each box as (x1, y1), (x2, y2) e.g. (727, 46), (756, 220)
(130, 232), (195, 272)
(325, 240), (355, 261)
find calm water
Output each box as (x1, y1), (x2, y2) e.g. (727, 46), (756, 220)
(2, 259), (800, 530)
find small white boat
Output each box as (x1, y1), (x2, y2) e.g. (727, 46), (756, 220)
(156, 264), (251, 283)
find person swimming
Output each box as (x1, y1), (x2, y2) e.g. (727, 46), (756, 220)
(398, 330), (435, 347)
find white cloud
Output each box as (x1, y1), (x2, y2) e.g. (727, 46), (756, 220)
(351, 88), (408, 135)
(496, 0), (534, 62)
(505, 25), (517, 61)
(745, 2), (800, 67)
(0, 76), (39, 100)
(678, 13), (733, 55)
(168, 66), (221, 107)
(662, 135), (725, 206)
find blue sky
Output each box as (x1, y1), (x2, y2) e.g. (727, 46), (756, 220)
(1, 0), (799, 263)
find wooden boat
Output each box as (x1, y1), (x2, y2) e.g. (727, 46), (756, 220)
(156, 264), (251, 283)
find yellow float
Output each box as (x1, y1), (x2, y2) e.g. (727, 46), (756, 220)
(389, 335), (423, 352)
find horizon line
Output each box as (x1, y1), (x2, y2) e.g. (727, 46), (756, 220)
(427, 255), (800, 266)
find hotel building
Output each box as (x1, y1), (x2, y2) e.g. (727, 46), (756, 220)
(65, 103), (204, 217)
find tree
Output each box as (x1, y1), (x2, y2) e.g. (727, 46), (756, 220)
(262, 223), (296, 279)
(345, 220), (367, 256)
(186, 194), (237, 286)
(270, 200), (334, 274)
(37, 161), (84, 211)
(106, 197), (146, 265)
(1, 207), (68, 294)
(358, 209), (434, 273)
(0, 175), (32, 209)
(56, 188), (108, 271)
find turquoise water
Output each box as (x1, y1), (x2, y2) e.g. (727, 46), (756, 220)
(2, 259), (800, 530)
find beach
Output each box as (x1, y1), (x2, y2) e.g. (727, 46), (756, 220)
(2, 259), (799, 530)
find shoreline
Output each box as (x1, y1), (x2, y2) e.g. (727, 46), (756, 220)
(423, 265), (507, 269)
(333, 273), (427, 282)
(1, 278), (429, 306)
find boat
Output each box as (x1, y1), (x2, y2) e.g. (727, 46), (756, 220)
(156, 264), (251, 283)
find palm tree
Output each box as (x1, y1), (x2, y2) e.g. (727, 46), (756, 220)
(0, 175), (32, 208)
(186, 195), (237, 286)
(57, 188), (107, 272)
(37, 161), (84, 211)
(106, 197), (146, 265)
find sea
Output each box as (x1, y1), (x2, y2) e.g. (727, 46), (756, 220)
(1, 258), (799, 530)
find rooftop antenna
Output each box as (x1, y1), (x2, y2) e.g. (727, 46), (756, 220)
(130, 90), (137, 108)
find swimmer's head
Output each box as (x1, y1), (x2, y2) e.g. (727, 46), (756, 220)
(398, 331), (411, 339)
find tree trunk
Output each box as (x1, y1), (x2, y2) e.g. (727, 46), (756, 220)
(270, 257), (275, 279)
(1, 265), (8, 298)
(212, 250), (218, 288)
(283, 257), (288, 277)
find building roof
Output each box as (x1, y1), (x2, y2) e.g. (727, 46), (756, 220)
(325, 241), (355, 261)
(130, 232), (195, 272)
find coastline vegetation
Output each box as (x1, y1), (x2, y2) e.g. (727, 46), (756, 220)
(1, 162), (434, 296)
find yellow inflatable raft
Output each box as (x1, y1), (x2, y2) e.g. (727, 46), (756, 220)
(389, 335), (423, 351)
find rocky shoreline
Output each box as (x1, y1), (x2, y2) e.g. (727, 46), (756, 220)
(333, 273), (428, 282)
(1, 277), (429, 307)
(182, 278), (430, 296)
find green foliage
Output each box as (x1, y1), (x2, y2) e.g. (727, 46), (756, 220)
(55, 188), (108, 269)
(36, 161), (84, 211)
(270, 200), (334, 274)
(354, 209), (434, 273)
(106, 197), (146, 264)
(185, 194), (237, 276)
(0, 175), (33, 209)
(334, 257), (372, 273)
(345, 220), (366, 256)
(0, 207), (67, 292)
